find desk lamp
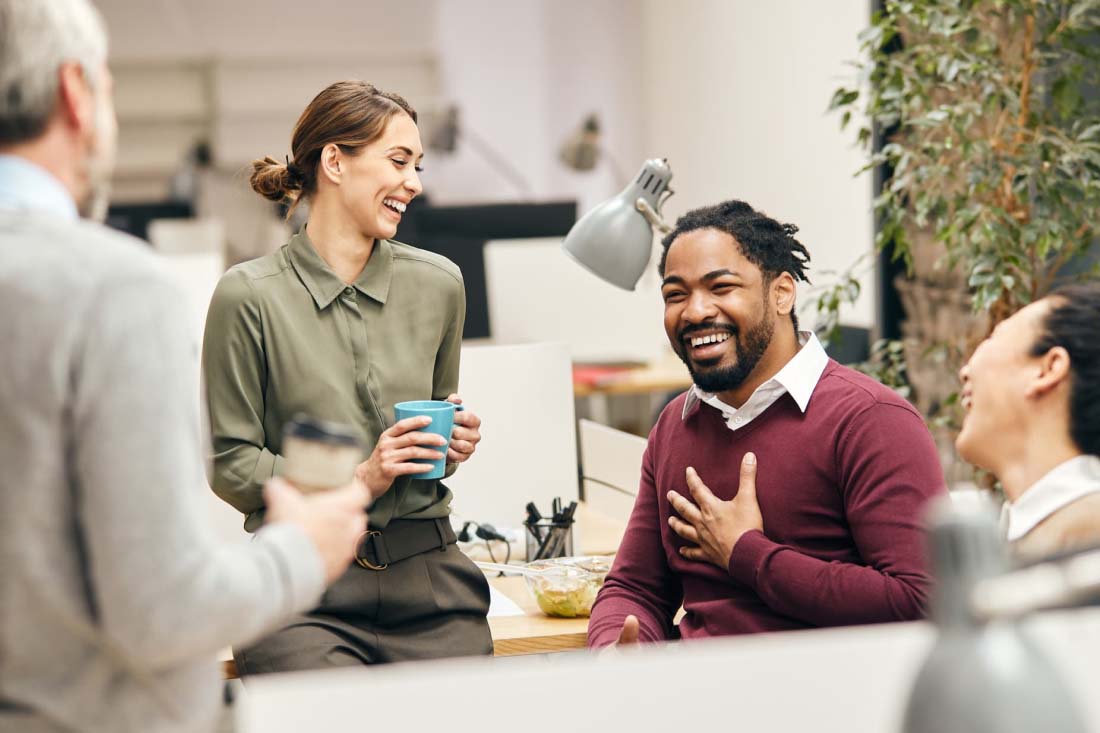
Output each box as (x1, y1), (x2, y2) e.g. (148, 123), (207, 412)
(558, 114), (627, 184)
(426, 104), (534, 199)
(561, 158), (674, 290)
(559, 114), (603, 172)
(902, 499), (1087, 733)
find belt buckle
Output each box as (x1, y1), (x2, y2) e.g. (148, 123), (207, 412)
(355, 529), (388, 570)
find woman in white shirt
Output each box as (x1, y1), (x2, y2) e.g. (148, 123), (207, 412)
(956, 281), (1100, 558)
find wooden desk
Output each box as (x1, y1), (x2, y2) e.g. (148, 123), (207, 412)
(226, 577), (601, 672)
(573, 363), (692, 398)
(488, 576), (589, 656)
(222, 504), (627, 674)
(487, 502), (626, 656)
(573, 362), (691, 429)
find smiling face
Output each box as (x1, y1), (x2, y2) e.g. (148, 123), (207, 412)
(332, 111), (423, 241)
(956, 299), (1055, 470)
(661, 228), (788, 395)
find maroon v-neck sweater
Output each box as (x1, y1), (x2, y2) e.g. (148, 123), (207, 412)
(587, 360), (945, 647)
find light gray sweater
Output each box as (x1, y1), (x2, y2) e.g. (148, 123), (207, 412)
(0, 212), (325, 732)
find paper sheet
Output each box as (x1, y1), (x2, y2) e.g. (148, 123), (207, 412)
(487, 583), (526, 617)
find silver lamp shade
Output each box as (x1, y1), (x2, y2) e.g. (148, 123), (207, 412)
(562, 158), (674, 291)
(902, 498), (1087, 733)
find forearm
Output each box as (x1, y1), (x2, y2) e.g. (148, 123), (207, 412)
(587, 446), (681, 648)
(587, 582), (677, 647)
(97, 523), (325, 669)
(77, 278), (325, 668)
(203, 268), (276, 523)
(432, 277), (464, 400)
(728, 530), (930, 626)
(209, 441), (284, 518)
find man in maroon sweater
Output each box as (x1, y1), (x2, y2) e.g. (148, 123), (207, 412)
(587, 200), (945, 648)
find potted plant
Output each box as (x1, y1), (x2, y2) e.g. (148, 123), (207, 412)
(824, 0), (1100, 484)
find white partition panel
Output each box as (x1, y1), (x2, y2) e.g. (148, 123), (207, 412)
(484, 237), (669, 364)
(445, 342), (579, 529)
(238, 607), (1100, 732)
(578, 418), (646, 522)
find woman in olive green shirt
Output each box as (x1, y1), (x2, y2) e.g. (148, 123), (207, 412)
(202, 81), (492, 673)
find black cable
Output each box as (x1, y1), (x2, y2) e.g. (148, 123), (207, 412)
(482, 532), (511, 574)
(484, 537), (512, 575)
(461, 520), (512, 576)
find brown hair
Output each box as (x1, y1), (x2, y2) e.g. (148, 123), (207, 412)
(250, 80), (417, 216)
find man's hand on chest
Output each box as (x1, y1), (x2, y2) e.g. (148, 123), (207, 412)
(666, 453), (764, 571)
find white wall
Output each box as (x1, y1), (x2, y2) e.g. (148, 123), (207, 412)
(641, 0), (875, 329)
(97, 1), (874, 335)
(457, 0), (875, 352)
(95, 0), (443, 260)
(428, 0), (645, 211)
(96, 0), (438, 62)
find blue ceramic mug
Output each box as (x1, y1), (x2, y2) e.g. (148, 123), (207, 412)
(393, 400), (466, 479)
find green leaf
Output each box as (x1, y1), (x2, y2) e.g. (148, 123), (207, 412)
(829, 88), (860, 111)
(1052, 76), (1084, 120)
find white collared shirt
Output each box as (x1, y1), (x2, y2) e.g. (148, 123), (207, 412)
(0, 154), (78, 220)
(681, 330), (830, 431)
(1003, 454), (1100, 541)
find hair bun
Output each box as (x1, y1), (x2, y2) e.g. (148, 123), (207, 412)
(285, 156), (305, 187)
(249, 155), (301, 202)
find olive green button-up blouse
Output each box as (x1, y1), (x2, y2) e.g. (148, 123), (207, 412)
(202, 228), (465, 531)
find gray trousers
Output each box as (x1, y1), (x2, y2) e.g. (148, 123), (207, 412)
(234, 542), (492, 674)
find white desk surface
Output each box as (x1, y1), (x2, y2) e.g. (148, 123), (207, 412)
(236, 606), (1100, 732)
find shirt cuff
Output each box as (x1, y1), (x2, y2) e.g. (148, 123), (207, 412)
(253, 522), (327, 616)
(727, 529), (774, 588)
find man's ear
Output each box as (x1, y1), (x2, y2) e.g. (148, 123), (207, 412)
(772, 272), (796, 317)
(1026, 346), (1072, 400)
(57, 62), (94, 134)
(318, 143), (343, 185)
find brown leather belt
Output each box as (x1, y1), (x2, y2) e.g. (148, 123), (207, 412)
(355, 517), (455, 570)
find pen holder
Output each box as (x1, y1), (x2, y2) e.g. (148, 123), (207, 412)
(525, 520), (574, 561)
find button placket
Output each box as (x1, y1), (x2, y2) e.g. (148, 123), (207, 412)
(339, 291), (371, 410)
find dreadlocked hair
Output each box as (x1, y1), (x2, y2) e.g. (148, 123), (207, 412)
(658, 200), (811, 283)
(657, 199), (812, 331)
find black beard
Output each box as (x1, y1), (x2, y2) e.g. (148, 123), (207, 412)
(679, 316), (774, 393)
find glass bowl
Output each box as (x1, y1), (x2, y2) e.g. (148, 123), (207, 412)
(523, 555), (613, 618)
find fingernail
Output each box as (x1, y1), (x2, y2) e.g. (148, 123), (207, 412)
(744, 452), (756, 465)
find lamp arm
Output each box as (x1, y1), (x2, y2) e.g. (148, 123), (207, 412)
(600, 149), (628, 188)
(461, 128), (535, 200)
(635, 198), (672, 235)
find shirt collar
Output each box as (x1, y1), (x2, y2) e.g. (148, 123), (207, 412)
(0, 155), (78, 220)
(682, 330), (829, 420)
(287, 225), (393, 309)
(1004, 454), (1100, 542)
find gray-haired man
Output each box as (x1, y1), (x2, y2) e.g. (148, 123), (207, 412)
(0, 1), (370, 731)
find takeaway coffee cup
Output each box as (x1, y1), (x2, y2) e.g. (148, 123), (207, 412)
(282, 415), (363, 493)
(393, 400), (465, 479)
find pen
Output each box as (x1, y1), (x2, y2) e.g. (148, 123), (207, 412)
(525, 502), (544, 543)
(534, 526), (556, 560)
